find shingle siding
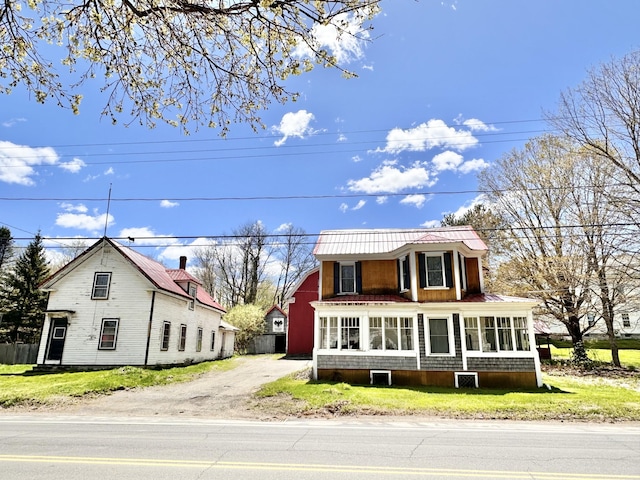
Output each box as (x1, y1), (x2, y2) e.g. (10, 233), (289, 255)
(317, 354), (418, 370)
(467, 357), (536, 372)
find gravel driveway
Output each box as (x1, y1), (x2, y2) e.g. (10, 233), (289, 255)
(51, 356), (311, 419)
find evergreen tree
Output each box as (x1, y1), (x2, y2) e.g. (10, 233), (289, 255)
(0, 226), (13, 272)
(0, 232), (50, 343)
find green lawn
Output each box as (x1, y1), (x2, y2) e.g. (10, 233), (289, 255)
(255, 370), (640, 422)
(548, 345), (640, 368)
(0, 358), (239, 408)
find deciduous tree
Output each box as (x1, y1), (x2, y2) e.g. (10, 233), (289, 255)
(1, 0), (380, 133)
(224, 303), (265, 354)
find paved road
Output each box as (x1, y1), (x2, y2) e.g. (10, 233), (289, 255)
(0, 416), (638, 480)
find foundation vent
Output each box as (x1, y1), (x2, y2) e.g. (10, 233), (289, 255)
(455, 372), (478, 388)
(370, 370), (392, 386)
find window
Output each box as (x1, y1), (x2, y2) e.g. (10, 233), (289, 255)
(92, 272), (111, 299)
(622, 313), (631, 328)
(341, 317), (360, 350)
(178, 324), (187, 351)
(210, 331), (216, 351)
(428, 318), (450, 354)
(465, 316), (532, 353)
(196, 327), (203, 352)
(398, 255), (410, 291)
(481, 316), (497, 352)
(419, 253), (452, 289)
(341, 263), (356, 293)
(188, 284), (196, 310)
(458, 253), (467, 291)
(161, 322), (171, 350)
(497, 317), (513, 351)
(464, 317), (480, 351)
(369, 316), (413, 351)
(513, 317), (530, 351)
(587, 313), (596, 327)
(319, 317), (339, 349)
(98, 318), (119, 349)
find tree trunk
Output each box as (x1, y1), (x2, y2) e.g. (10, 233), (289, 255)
(565, 316), (590, 364)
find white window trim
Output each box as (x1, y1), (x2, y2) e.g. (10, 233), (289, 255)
(422, 252), (447, 289)
(461, 314), (536, 357)
(424, 315), (456, 357)
(454, 371), (478, 388)
(91, 272), (112, 299)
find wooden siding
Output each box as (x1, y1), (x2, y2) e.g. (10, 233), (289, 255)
(361, 259), (398, 294)
(465, 257), (481, 294)
(321, 261), (334, 298)
(38, 244), (223, 367)
(415, 252), (458, 302)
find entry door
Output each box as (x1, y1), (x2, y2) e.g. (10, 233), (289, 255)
(46, 318), (68, 362)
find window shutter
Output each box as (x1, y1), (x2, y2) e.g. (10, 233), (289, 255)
(355, 261), (363, 294)
(418, 254), (426, 288)
(397, 258), (402, 291)
(403, 256), (411, 289)
(333, 262), (340, 294)
(444, 252), (453, 288)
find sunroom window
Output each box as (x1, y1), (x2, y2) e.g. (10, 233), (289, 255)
(465, 316), (532, 353)
(428, 318), (450, 354)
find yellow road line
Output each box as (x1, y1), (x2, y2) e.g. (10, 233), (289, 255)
(0, 455), (638, 479)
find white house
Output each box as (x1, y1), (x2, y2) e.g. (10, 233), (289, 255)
(37, 237), (235, 368)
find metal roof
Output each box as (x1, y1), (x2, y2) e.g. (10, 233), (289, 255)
(313, 226), (487, 256)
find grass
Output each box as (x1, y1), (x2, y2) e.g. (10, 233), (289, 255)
(547, 345), (640, 368)
(255, 369), (640, 422)
(0, 357), (240, 408)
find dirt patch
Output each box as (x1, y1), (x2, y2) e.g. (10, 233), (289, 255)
(2, 356), (312, 419)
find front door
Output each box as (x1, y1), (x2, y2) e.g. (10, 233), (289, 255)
(46, 318), (68, 362)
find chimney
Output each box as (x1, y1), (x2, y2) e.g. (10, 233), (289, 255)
(179, 256), (187, 270)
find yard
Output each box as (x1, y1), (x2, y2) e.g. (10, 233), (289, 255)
(1, 347), (638, 422)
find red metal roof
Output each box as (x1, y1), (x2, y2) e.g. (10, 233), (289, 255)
(313, 226), (487, 256)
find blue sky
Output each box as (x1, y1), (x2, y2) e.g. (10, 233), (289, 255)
(1, 0), (639, 267)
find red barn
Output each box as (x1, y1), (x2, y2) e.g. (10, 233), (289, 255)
(285, 268), (319, 357)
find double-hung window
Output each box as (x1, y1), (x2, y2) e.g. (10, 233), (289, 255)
(92, 272), (111, 299)
(188, 284), (197, 310)
(178, 324), (187, 351)
(398, 255), (410, 292)
(161, 322), (171, 350)
(340, 264), (356, 294)
(196, 327), (203, 352)
(428, 318), (451, 354)
(210, 331), (216, 351)
(419, 253), (452, 289)
(622, 313), (631, 328)
(98, 318), (119, 350)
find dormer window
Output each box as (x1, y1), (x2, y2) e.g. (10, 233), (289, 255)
(398, 255), (410, 292)
(418, 252), (453, 289)
(188, 284), (196, 310)
(333, 261), (362, 295)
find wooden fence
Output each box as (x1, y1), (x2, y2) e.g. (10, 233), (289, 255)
(0, 343), (38, 365)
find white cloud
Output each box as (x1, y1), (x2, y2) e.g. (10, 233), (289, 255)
(59, 157), (86, 173)
(60, 202), (88, 213)
(459, 158), (490, 173)
(352, 155), (363, 163)
(293, 12), (370, 65)
(273, 110), (316, 146)
(337, 134), (347, 143)
(160, 199), (179, 208)
(118, 227), (177, 247)
(421, 219), (441, 228)
(376, 119), (479, 154)
(56, 212), (114, 232)
(400, 194), (428, 208)
(104, 167), (115, 175)
(362, 64), (374, 71)
(352, 200), (366, 210)
(339, 203), (349, 213)
(376, 196), (388, 204)
(2, 118), (27, 128)
(432, 151), (464, 172)
(0, 140), (59, 185)
(463, 118), (498, 132)
(444, 194), (488, 219)
(274, 223), (292, 233)
(347, 161), (436, 194)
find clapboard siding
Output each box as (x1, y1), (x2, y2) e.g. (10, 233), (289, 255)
(38, 240), (225, 367)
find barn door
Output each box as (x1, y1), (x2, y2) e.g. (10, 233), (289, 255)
(46, 318), (68, 362)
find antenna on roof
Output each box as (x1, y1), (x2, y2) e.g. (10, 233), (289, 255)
(103, 183), (112, 238)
